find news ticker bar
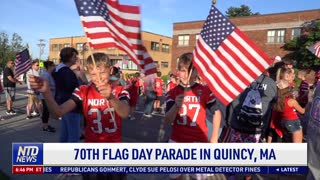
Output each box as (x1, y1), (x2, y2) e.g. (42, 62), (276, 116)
(12, 166), (307, 174)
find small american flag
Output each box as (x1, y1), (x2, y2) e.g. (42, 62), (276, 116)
(193, 5), (272, 105)
(74, 0), (157, 75)
(308, 41), (320, 58)
(15, 49), (31, 78)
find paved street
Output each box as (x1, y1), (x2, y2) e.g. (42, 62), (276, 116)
(0, 85), (306, 180)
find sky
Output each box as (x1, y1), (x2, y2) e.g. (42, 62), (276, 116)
(0, 0), (319, 60)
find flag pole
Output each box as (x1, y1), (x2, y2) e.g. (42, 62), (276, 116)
(26, 43), (35, 77)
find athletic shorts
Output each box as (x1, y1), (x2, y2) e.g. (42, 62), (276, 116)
(28, 93), (40, 105)
(5, 87), (15, 101)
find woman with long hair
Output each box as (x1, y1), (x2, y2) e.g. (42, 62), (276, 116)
(274, 80), (305, 143)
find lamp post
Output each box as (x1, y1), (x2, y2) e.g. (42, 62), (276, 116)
(37, 39), (45, 73)
(37, 39), (45, 61)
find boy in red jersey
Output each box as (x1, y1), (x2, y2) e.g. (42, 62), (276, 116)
(127, 76), (139, 120)
(29, 53), (129, 179)
(153, 71), (164, 114)
(165, 52), (221, 180)
(166, 73), (177, 93)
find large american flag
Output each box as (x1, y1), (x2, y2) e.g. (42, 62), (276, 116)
(74, 0), (157, 75)
(15, 49), (31, 78)
(308, 41), (320, 58)
(193, 5), (272, 105)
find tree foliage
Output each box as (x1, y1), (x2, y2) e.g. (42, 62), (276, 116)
(283, 20), (320, 68)
(226, 4), (260, 18)
(0, 32), (25, 69)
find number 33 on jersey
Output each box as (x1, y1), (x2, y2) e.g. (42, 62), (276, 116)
(72, 83), (130, 143)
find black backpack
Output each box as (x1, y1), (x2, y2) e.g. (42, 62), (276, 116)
(237, 81), (263, 127)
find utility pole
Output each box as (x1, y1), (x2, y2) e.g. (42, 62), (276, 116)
(37, 39), (45, 61)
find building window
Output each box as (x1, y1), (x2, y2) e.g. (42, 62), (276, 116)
(59, 44), (63, 50)
(52, 58), (57, 64)
(162, 44), (170, 53)
(178, 35), (189, 46)
(64, 43), (70, 47)
(267, 29), (285, 43)
(161, 62), (168, 68)
(110, 59), (138, 70)
(291, 28), (301, 40)
(122, 60), (138, 70)
(82, 43), (88, 51)
(196, 34), (200, 40)
(52, 44), (58, 51)
(151, 42), (160, 51)
(76, 43), (83, 51)
(154, 61), (159, 68)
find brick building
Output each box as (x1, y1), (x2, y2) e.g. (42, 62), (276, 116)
(49, 31), (172, 76)
(171, 9), (320, 71)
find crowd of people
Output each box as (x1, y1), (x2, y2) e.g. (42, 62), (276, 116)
(0, 47), (319, 179)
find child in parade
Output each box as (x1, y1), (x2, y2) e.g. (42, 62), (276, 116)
(165, 52), (221, 180)
(274, 80), (305, 143)
(29, 52), (129, 179)
(153, 71), (164, 114)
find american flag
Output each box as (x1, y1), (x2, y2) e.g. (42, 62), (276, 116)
(74, 0), (157, 75)
(308, 41), (320, 58)
(193, 5), (272, 105)
(15, 49), (31, 78)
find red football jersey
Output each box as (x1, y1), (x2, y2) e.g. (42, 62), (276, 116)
(155, 77), (164, 96)
(167, 81), (177, 92)
(72, 83), (129, 143)
(166, 84), (216, 142)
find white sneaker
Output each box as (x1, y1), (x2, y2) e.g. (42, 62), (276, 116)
(31, 111), (38, 116)
(143, 114), (152, 118)
(130, 117), (136, 120)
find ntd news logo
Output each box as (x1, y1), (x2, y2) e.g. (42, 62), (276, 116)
(12, 143), (43, 165)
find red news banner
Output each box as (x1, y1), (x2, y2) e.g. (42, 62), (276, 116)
(12, 166), (43, 174)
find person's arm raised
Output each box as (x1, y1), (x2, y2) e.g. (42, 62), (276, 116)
(96, 81), (130, 119)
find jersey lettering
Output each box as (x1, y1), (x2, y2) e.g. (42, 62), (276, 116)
(177, 104), (201, 126)
(88, 108), (117, 134)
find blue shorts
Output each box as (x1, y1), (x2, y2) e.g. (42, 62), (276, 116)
(281, 119), (302, 133)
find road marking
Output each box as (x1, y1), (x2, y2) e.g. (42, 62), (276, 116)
(16, 93), (28, 97)
(134, 110), (165, 117)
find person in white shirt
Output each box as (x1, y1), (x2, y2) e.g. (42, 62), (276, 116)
(26, 60), (42, 119)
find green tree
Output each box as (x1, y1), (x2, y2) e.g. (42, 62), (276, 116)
(0, 32), (10, 68)
(11, 33), (24, 53)
(0, 32), (25, 69)
(283, 20), (320, 68)
(226, 4), (260, 18)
